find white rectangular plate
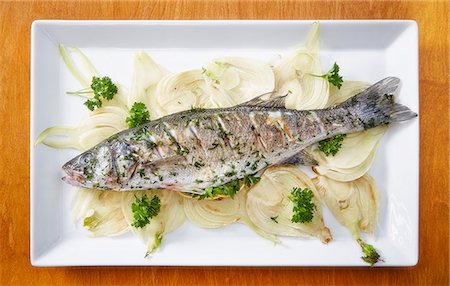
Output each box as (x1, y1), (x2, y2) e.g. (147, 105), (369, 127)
(30, 20), (419, 266)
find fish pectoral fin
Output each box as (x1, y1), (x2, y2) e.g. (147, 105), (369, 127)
(237, 92), (287, 108)
(278, 149), (318, 166)
(144, 155), (186, 168)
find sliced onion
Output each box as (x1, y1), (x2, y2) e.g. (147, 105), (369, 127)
(246, 165), (332, 243)
(313, 174), (379, 239)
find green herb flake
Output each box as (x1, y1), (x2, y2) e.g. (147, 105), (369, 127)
(194, 161), (205, 169)
(224, 170), (237, 177)
(137, 168), (145, 178)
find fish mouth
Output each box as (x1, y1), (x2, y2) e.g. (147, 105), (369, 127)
(62, 175), (85, 187)
(62, 162), (86, 187)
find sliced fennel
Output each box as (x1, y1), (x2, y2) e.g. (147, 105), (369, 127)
(129, 51), (169, 119)
(246, 165), (332, 243)
(154, 57), (275, 115)
(311, 126), (388, 181)
(273, 22), (330, 110)
(313, 174), (379, 239)
(202, 57), (275, 107)
(35, 106), (128, 151)
(183, 192), (241, 228)
(155, 70), (214, 114)
(72, 188), (129, 237)
(326, 80), (369, 107)
(59, 45), (98, 88)
(121, 190), (185, 256)
(237, 187), (280, 243)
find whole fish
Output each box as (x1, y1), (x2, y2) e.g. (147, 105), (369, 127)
(62, 77), (416, 193)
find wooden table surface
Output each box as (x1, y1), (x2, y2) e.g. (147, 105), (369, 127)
(0, 0), (448, 285)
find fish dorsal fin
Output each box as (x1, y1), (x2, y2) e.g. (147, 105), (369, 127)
(278, 149), (318, 166)
(237, 92), (286, 108)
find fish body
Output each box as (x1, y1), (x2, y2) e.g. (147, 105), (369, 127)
(62, 77), (416, 193)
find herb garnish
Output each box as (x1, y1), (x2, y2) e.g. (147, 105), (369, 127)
(318, 134), (346, 156)
(194, 179), (241, 200)
(289, 187), (316, 223)
(310, 62), (343, 89)
(243, 175), (261, 187)
(131, 195), (161, 228)
(126, 102), (151, 128)
(67, 76), (118, 111)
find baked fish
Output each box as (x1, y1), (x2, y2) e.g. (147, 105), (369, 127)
(62, 77), (416, 193)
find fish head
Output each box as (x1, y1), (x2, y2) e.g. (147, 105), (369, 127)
(62, 145), (118, 189)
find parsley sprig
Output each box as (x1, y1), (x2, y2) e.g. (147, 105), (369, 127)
(131, 194), (161, 228)
(318, 134), (346, 156)
(126, 102), (151, 128)
(289, 187), (316, 223)
(310, 62), (343, 89)
(67, 76), (118, 111)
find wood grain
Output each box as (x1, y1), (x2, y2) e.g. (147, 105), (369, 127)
(0, 0), (448, 285)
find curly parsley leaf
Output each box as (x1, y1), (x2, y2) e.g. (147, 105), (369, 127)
(318, 134), (346, 156)
(84, 97), (102, 111)
(67, 76), (118, 111)
(289, 187), (316, 223)
(126, 102), (151, 128)
(131, 194), (161, 228)
(90, 76), (118, 100)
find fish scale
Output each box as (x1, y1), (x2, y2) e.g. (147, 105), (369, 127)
(62, 77), (416, 194)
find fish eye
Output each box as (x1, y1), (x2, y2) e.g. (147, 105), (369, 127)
(81, 153), (93, 164)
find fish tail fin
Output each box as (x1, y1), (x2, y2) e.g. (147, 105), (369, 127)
(339, 77), (417, 128)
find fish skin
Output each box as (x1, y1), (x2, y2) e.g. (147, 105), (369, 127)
(62, 77), (416, 193)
